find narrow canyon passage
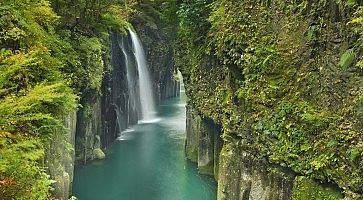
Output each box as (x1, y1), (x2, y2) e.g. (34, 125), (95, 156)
(72, 89), (216, 200)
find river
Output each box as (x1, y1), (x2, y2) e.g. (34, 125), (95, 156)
(72, 90), (217, 200)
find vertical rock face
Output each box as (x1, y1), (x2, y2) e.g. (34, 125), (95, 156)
(75, 96), (103, 163)
(185, 106), (201, 162)
(74, 32), (132, 165)
(109, 32), (138, 131)
(132, 17), (180, 104)
(198, 117), (222, 176)
(185, 104), (344, 200)
(43, 5), (179, 199)
(46, 111), (77, 200)
(180, 1), (362, 199)
(73, 15), (179, 165)
(185, 106), (223, 178)
(65, 4), (180, 199)
(217, 143), (295, 200)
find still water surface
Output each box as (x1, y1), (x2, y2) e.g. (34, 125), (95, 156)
(73, 91), (217, 200)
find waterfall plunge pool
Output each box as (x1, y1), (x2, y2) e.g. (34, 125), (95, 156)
(72, 92), (217, 200)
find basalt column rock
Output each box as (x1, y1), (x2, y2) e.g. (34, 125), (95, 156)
(102, 31), (139, 142)
(74, 25), (177, 164)
(110, 32), (131, 132)
(217, 142), (343, 200)
(100, 56), (117, 148)
(185, 105), (201, 162)
(185, 105), (223, 178)
(46, 111), (77, 200)
(162, 76), (181, 100)
(198, 117), (222, 176)
(75, 96), (102, 163)
(217, 142), (295, 200)
(132, 15), (180, 104)
(74, 34), (119, 164)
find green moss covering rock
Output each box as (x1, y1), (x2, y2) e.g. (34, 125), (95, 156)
(292, 176), (343, 200)
(93, 148), (106, 160)
(171, 0), (363, 198)
(198, 161), (214, 176)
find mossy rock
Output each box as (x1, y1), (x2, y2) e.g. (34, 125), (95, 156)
(185, 147), (198, 162)
(292, 176), (343, 200)
(93, 148), (106, 160)
(198, 161), (214, 176)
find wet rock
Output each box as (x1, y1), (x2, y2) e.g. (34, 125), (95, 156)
(45, 111), (77, 200)
(93, 148), (106, 160)
(185, 106), (223, 178)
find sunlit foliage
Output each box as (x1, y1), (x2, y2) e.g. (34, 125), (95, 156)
(0, 0), (132, 198)
(171, 0), (363, 198)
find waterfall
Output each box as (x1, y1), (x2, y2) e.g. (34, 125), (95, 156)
(119, 38), (135, 125)
(128, 28), (157, 122)
(114, 104), (124, 134)
(115, 105), (135, 141)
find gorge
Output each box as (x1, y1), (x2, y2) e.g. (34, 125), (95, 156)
(72, 82), (216, 200)
(0, 1), (362, 200)
(128, 28), (157, 122)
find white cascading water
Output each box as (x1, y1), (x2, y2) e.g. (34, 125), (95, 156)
(128, 28), (157, 122)
(115, 106), (124, 133)
(119, 38), (133, 126)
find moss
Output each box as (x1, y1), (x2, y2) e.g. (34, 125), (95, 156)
(292, 176), (343, 200)
(185, 147), (198, 162)
(216, 144), (229, 200)
(93, 148), (106, 160)
(198, 161), (214, 176)
(173, 0), (363, 196)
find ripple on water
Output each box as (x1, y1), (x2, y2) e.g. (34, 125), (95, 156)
(138, 118), (162, 124)
(116, 128), (136, 141)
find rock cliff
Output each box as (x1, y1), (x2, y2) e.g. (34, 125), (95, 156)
(178, 0), (363, 199)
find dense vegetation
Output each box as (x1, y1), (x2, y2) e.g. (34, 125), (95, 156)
(169, 0), (363, 198)
(1, 0), (362, 199)
(0, 0), (134, 199)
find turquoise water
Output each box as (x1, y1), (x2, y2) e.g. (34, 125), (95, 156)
(72, 92), (217, 200)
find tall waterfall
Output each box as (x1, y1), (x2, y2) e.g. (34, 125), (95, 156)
(119, 38), (134, 126)
(128, 28), (157, 122)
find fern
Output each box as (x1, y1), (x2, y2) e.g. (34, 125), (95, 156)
(339, 49), (356, 69)
(356, 58), (363, 69)
(0, 136), (51, 200)
(350, 6), (363, 69)
(0, 82), (78, 136)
